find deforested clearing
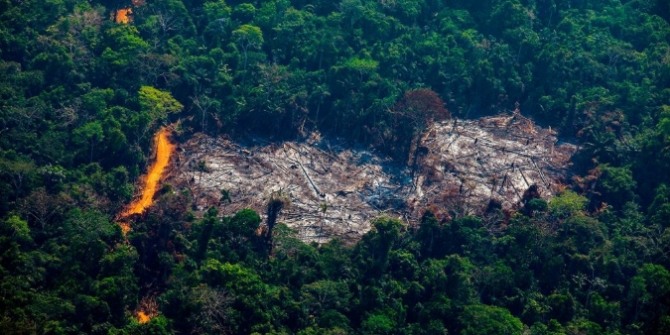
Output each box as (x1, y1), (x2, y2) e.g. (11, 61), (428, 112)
(171, 112), (576, 243)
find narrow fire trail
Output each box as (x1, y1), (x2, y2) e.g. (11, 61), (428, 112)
(116, 128), (174, 324)
(122, 127), (175, 218)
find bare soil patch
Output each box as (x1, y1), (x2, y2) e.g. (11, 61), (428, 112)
(169, 113), (577, 243)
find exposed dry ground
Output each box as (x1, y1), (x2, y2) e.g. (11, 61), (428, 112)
(169, 113), (577, 243)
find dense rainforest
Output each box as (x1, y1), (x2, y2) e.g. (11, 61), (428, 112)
(1, 0), (670, 334)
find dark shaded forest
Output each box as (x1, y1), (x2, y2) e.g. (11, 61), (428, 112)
(1, 0), (669, 334)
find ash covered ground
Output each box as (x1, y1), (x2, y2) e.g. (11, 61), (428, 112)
(169, 113), (577, 243)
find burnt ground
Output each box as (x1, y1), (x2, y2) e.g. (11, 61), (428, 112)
(168, 113), (577, 243)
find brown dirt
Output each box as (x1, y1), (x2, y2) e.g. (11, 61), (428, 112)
(169, 113), (577, 243)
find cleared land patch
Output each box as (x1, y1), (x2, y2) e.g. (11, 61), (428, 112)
(170, 113), (577, 243)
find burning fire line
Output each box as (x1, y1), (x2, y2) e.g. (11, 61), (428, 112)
(118, 127), (175, 232)
(116, 128), (174, 323)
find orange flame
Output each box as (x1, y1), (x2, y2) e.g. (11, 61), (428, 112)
(115, 8), (132, 24)
(118, 221), (131, 235)
(122, 128), (175, 218)
(137, 311), (151, 324)
(114, 0), (145, 24)
(135, 295), (158, 324)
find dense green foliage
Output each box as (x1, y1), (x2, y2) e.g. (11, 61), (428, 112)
(1, 0), (670, 334)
